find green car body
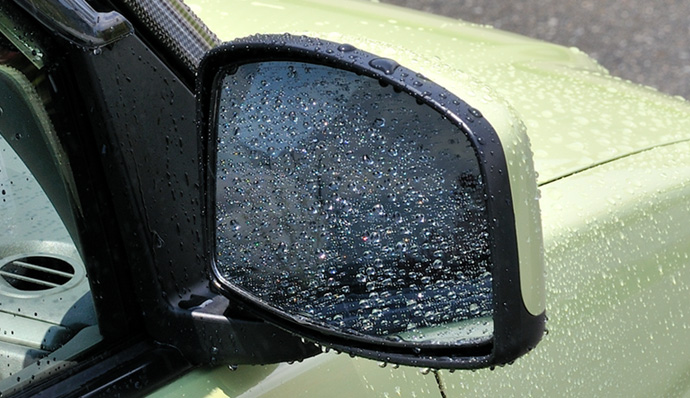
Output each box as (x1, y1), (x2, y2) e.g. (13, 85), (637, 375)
(0, 0), (689, 396)
(154, 0), (690, 396)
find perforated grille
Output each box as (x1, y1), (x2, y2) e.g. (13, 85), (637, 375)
(0, 256), (75, 291)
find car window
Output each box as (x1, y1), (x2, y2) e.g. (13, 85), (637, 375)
(0, 58), (100, 387)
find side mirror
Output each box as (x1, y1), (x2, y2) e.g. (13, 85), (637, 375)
(197, 34), (544, 369)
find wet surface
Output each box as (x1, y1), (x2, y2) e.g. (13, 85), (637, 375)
(382, 0), (690, 100)
(215, 61), (493, 340)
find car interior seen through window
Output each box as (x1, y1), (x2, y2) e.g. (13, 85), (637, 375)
(0, 47), (99, 385)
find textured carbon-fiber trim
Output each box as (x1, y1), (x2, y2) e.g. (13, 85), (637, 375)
(118, 0), (220, 72)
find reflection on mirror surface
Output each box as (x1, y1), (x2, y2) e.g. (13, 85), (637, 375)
(214, 61), (493, 344)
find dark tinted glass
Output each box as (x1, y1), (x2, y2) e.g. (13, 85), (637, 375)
(215, 62), (492, 344)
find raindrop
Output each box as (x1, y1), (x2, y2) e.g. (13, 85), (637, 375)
(369, 58), (400, 75)
(469, 107), (483, 118)
(337, 44), (356, 52)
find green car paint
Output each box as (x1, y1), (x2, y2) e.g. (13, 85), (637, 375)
(185, 0), (690, 183)
(149, 0), (690, 396)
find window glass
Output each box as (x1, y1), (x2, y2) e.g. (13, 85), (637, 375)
(0, 62), (98, 384)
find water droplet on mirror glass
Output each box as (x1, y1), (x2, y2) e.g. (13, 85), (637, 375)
(214, 61), (493, 344)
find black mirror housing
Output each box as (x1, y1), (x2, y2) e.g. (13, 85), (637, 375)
(197, 34), (545, 369)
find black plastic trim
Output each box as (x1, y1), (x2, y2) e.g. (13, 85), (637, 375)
(69, 33), (319, 366)
(0, 15), (190, 395)
(198, 34), (545, 369)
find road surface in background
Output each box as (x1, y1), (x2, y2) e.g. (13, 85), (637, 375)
(383, 0), (690, 100)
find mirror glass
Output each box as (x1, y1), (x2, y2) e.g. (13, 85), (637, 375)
(214, 61), (493, 345)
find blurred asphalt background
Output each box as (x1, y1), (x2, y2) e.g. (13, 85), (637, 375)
(382, 0), (690, 100)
